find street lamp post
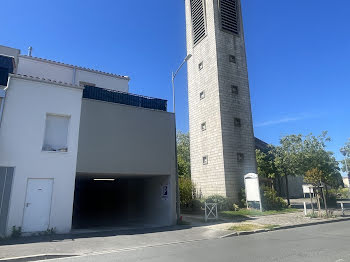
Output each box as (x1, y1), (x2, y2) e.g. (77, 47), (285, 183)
(340, 148), (350, 191)
(172, 54), (192, 222)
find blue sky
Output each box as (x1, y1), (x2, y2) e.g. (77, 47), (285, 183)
(1, 0), (349, 166)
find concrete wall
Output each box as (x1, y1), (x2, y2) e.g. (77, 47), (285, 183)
(76, 99), (177, 225)
(77, 99), (176, 176)
(17, 56), (129, 92)
(144, 175), (174, 226)
(0, 76), (83, 235)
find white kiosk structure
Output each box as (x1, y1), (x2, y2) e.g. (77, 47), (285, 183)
(244, 173), (262, 211)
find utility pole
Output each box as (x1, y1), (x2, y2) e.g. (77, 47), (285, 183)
(340, 147), (350, 191)
(172, 54), (192, 222)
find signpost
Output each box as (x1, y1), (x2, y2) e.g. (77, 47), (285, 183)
(244, 173), (262, 211)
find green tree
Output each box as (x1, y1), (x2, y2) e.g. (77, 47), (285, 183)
(273, 134), (304, 206)
(256, 148), (279, 190)
(177, 131), (191, 178)
(179, 176), (195, 207)
(302, 132), (342, 188)
(273, 132), (342, 206)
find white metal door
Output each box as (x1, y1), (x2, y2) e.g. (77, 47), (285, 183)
(22, 179), (53, 232)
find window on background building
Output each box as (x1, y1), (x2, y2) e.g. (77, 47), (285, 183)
(237, 153), (244, 162)
(198, 62), (203, 70)
(42, 114), (70, 152)
(234, 118), (241, 127)
(203, 156), (208, 165)
(200, 91), (205, 100)
(231, 85), (238, 94)
(229, 55), (236, 63)
(201, 122), (207, 131)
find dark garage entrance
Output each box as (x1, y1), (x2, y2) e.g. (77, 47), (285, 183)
(72, 174), (171, 229)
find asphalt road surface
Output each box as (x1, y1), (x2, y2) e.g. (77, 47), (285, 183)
(49, 220), (350, 262)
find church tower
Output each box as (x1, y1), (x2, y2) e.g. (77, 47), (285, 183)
(185, 0), (256, 201)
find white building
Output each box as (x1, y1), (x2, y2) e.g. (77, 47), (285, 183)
(0, 45), (177, 237)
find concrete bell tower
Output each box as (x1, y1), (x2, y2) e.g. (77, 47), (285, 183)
(185, 0), (256, 201)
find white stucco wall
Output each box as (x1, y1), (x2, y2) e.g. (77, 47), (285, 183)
(17, 56), (129, 92)
(0, 76), (83, 235)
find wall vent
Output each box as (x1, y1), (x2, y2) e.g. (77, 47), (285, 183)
(219, 0), (239, 35)
(190, 0), (207, 45)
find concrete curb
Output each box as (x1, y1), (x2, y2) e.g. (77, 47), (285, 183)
(0, 254), (77, 262)
(220, 216), (350, 238)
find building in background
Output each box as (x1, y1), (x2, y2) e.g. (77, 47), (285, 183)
(185, 0), (256, 201)
(0, 45), (176, 237)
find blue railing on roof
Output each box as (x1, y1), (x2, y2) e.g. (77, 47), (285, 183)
(83, 85), (167, 112)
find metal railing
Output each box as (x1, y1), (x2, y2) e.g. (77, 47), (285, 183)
(83, 85), (167, 112)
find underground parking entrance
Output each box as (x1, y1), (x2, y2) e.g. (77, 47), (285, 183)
(72, 174), (173, 230)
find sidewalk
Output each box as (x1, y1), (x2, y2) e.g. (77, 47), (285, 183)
(1, 209), (350, 261)
(0, 225), (228, 260)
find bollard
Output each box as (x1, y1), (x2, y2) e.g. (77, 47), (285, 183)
(304, 202), (307, 216)
(341, 202), (345, 216)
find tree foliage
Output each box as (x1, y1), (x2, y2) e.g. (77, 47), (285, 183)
(273, 134), (305, 179)
(177, 131), (191, 178)
(301, 132), (342, 188)
(256, 132), (343, 205)
(304, 168), (324, 186)
(179, 176), (195, 207)
(272, 132), (342, 187)
(256, 149), (277, 180)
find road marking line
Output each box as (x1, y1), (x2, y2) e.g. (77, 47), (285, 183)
(36, 238), (213, 261)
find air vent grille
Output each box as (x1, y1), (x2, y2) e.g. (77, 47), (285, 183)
(220, 0), (239, 35)
(190, 0), (206, 45)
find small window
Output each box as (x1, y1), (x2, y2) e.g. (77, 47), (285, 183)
(79, 81), (96, 87)
(229, 55), (236, 63)
(203, 156), (208, 165)
(201, 122), (207, 131)
(231, 85), (238, 94)
(237, 153), (244, 162)
(42, 114), (70, 152)
(198, 62), (203, 70)
(200, 91), (205, 100)
(234, 118), (241, 127)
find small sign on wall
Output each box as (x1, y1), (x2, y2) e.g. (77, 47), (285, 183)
(161, 184), (169, 200)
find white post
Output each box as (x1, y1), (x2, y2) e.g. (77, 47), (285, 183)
(341, 202), (344, 216)
(205, 202), (208, 222)
(304, 202), (307, 216)
(215, 204), (218, 219)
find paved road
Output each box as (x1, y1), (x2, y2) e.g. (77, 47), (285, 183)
(48, 221), (350, 262)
